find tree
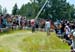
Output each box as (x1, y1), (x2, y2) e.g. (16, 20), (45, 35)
(2, 8), (7, 15)
(19, 3), (33, 17)
(12, 4), (18, 15)
(17, 0), (75, 20)
(0, 5), (2, 14)
(19, 2), (39, 19)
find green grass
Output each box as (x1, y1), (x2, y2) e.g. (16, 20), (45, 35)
(0, 46), (11, 52)
(19, 32), (70, 52)
(0, 30), (17, 35)
(0, 30), (29, 35)
(0, 31), (70, 52)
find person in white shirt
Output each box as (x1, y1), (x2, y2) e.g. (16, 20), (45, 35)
(65, 25), (70, 36)
(64, 23), (72, 45)
(45, 19), (51, 36)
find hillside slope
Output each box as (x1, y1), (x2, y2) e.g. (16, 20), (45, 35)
(0, 31), (70, 52)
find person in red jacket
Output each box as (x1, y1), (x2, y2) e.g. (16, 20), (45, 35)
(31, 19), (35, 33)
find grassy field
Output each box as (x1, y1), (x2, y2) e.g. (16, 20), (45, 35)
(0, 30), (70, 52)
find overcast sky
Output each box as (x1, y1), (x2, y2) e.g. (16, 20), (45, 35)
(0, 0), (75, 14)
(0, 0), (30, 14)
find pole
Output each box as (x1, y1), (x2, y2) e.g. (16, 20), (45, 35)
(35, 0), (48, 20)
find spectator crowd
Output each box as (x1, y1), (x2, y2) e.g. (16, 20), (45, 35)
(54, 19), (75, 52)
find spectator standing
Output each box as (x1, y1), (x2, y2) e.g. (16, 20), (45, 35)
(31, 19), (35, 33)
(45, 19), (51, 36)
(2, 16), (7, 28)
(64, 23), (71, 45)
(0, 16), (2, 28)
(69, 24), (75, 52)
